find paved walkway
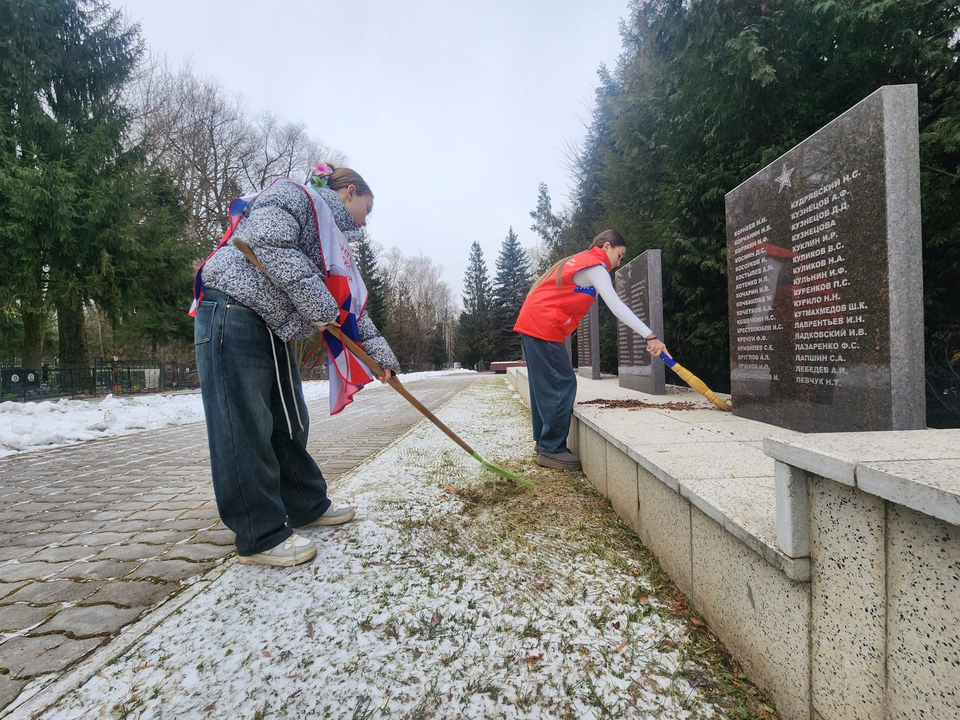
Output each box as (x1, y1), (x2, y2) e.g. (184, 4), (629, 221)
(0, 374), (478, 712)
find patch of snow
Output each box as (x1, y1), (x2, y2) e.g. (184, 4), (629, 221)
(0, 370), (474, 459)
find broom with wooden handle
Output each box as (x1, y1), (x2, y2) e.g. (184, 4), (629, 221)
(230, 239), (534, 487)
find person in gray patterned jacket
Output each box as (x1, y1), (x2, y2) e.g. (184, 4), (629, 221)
(194, 164), (399, 567)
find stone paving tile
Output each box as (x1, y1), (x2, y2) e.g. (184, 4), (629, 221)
(126, 559), (214, 582)
(0, 562), (73, 583)
(76, 510), (129, 521)
(157, 518), (218, 532)
(19, 511), (76, 523)
(134, 493), (178, 503)
(49, 520), (107, 533)
(188, 527), (235, 545)
(60, 502), (105, 513)
(29, 545), (99, 563)
(164, 543), (233, 562)
(40, 605), (143, 638)
(61, 532), (138, 548)
(0, 676), (28, 710)
(1, 520), (54, 533)
(131, 529), (196, 545)
(0, 634), (104, 679)
(161, 499), (206, 511)
(95, 543), (172, 561)
(178, 507), (220, 520)
(100, 501), (156, 512)
(0, 546), (37, 563)
(0, 581), (29, 601)
(97, 519), (157, 533)
(16, 534), (66, 548)
(0, 603), (59, 632)
(126, 509), (178, 522)
(80, 580), (172, 608)
(136, 531), (199, 546)
(88, 493), (129, 503)
(55, 560), (140, 581)
(0, 580), (103, 606)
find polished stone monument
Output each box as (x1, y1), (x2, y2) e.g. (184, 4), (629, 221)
(616, 250), (665, 394)
(725, 84), (925, 432)
(576, 303), (601, 380)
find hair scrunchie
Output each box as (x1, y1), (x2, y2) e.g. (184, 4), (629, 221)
(308, 162), (334, 190)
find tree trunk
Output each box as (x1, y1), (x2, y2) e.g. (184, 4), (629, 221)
(56, 299), (88, 369)
(20, 306), (47, 371)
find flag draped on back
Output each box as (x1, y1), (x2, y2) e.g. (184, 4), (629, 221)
(188, 192), (258, 318)
(189, 179), (372, 415)
(300, 182), (373, 414)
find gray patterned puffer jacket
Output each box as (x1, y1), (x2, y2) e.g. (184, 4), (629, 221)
(201, 181), (399, 371)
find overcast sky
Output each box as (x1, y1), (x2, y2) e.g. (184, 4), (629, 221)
(115, 0), (629, 301)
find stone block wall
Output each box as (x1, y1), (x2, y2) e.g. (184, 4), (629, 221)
(508, 368), (960, 720)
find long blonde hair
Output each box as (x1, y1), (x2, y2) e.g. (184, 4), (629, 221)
(527, 229), (625, 297)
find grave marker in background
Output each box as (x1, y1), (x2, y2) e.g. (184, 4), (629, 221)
(616, 250), (665, 394)
(576, 304), (601, 380)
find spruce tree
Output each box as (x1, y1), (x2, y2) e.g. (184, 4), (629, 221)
(456, 241), (495, 366)
(529, 182), (568, 267)
(386, 279), (416, 368)
(429, 321), (447, 368)
(0, 0), (146, 369)
(352, 230), (388, 331)
(114, 171), (193, 357)
(492, 227), (533, 360)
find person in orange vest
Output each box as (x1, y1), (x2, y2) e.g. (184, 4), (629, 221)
(514, 230), (671, 470)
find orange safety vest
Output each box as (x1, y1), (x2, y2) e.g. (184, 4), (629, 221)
(513, 247), (611, 342)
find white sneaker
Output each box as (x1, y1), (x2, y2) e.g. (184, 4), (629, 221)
(237, 533), (317, 567)
(294, 505), (356, 529)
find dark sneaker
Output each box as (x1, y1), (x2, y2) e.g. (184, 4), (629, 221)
(537, 450), (581, 471)
(294, 505), (356, 529)
(237, 533), (317, 567)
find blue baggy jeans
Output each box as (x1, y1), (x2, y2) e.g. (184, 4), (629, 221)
(194, 289), (331, 555)
(520, 334), (577, 454)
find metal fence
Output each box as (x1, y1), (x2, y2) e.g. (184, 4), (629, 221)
(0, 360), (201, 402)
(0, 357), (467, 404)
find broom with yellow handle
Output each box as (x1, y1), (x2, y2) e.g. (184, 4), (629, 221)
(230, 239), (534, 487)
(658, 353), (732, 411)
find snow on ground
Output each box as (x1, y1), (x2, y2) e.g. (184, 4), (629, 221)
(36, 377), (750, 720)
(0, 369), (472, 459)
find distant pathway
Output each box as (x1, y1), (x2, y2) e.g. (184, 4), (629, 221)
(0, 374), (479, 712)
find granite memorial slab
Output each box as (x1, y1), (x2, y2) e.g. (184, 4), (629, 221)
(616, 250), (665, 394)
(725, 84), (925, 432)
(577, 303), (601, 380)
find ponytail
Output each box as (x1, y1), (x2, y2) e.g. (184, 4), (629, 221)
(525, 230), (626, 297)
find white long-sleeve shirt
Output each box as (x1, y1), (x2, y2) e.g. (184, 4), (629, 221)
(573, 265), (653, 338)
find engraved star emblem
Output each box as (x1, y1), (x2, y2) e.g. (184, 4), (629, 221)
(774, 164), (794, 193)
